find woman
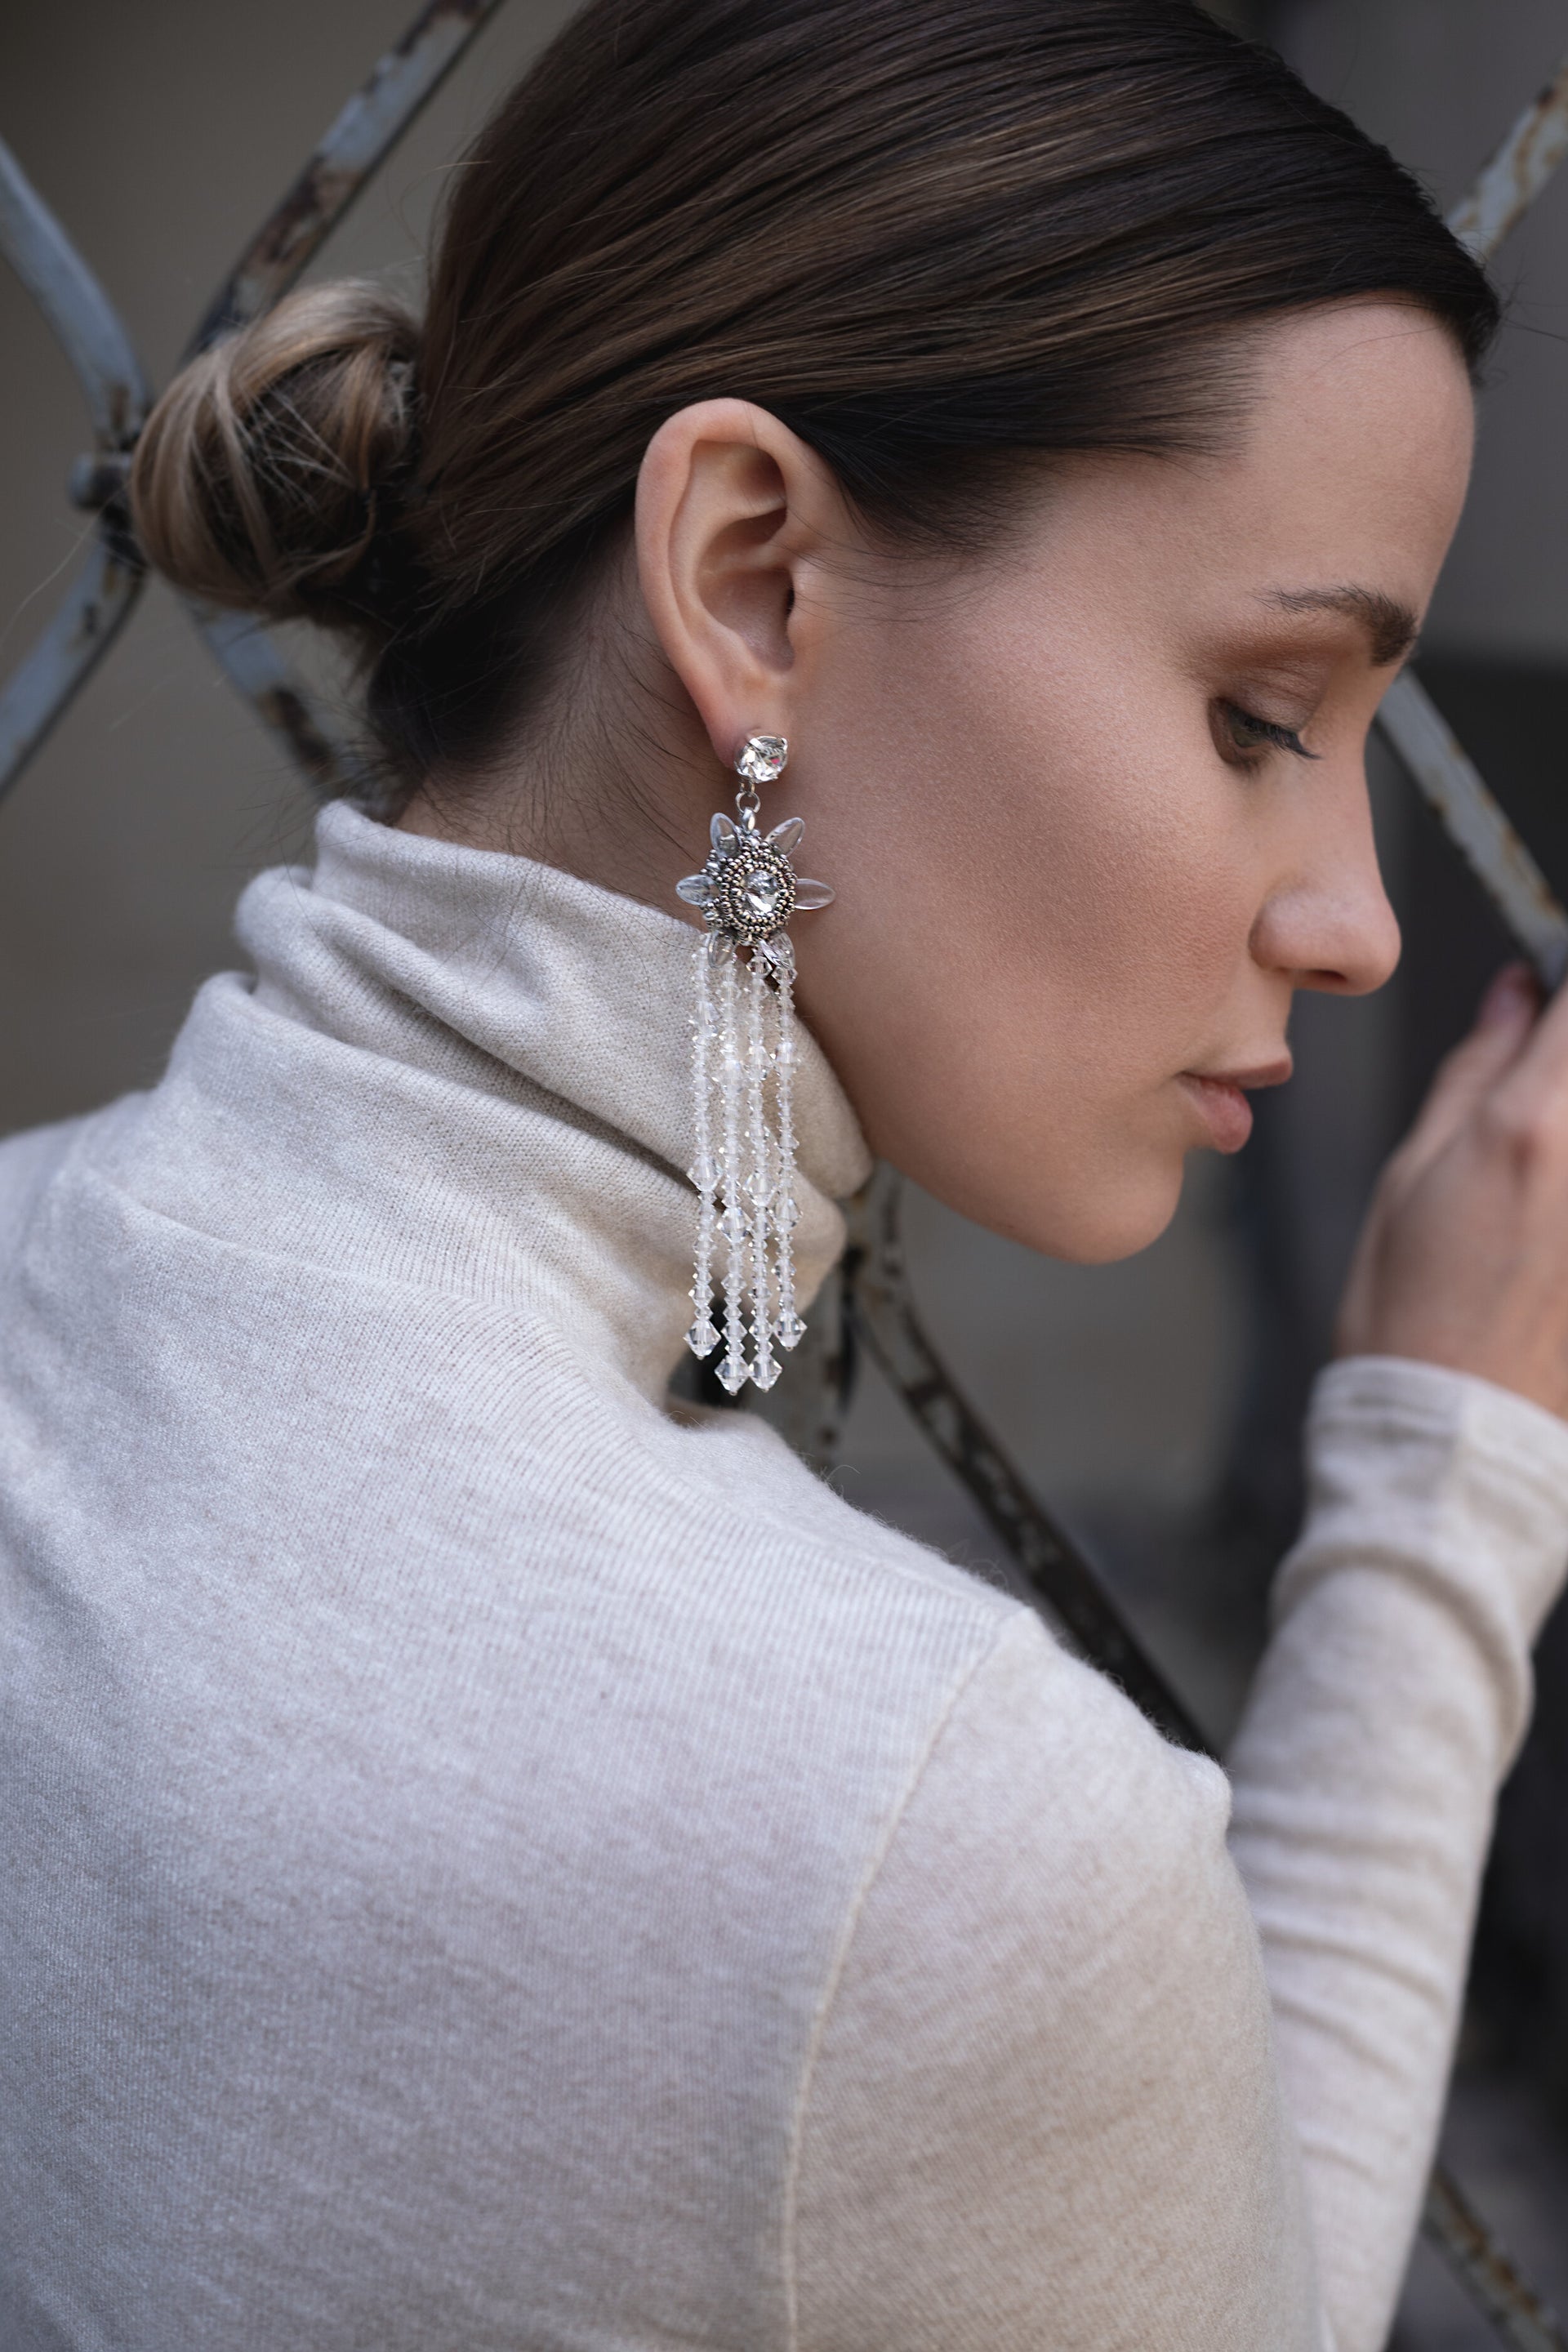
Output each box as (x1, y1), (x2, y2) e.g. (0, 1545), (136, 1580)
(5, 2), (1568, 2345)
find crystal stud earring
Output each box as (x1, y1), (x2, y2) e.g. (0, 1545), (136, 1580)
(675, 733), (834, 1394)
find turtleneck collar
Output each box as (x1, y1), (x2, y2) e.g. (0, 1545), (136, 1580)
(117, 802), (871, 1405)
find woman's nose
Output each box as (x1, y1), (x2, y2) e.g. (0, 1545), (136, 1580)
(1250, 812), (1402, 998)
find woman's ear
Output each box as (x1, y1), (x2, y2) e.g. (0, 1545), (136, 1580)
(634, 399), (839, 766)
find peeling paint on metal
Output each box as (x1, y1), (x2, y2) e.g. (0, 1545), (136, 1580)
(193, 606), (376, 802)
(1425, 2170), (1567, 2352)
(1447, 53), (1568, 262)
(193, 0), (509, 351)
(0, 541), (143, 803)
(1378, 672), (1568, 988)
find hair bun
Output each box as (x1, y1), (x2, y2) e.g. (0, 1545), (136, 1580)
(129, 281), (421, 637)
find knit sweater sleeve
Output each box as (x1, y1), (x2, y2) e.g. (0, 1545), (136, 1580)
(788, 1606), (1323, 2352)
(790, 1356), (1568, 2352)
(1227, 1355), (1568, 2352)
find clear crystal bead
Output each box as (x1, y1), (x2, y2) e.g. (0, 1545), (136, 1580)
(742, 867), (784, 920)
(774, 1191), (800, 1229)
(751, 1350), (781, 1392)
(716, 1354), (749, 1395)
(677, 873), (712, 906)
(775, 1307), (806, 1351)
(688, 1155), (719, 1192)
(686, 1316), (719, 1358)
(793, 877), (835, 911)
(710, 813), (739, 853)
(766, 815), (805, 854)
(744, 1169), (774, 1206)
(735, 733), (788, 785)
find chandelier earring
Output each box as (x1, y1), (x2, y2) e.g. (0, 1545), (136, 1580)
(675, 734), (834, 1395)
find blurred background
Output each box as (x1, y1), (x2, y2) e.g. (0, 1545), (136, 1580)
(2, 2), (1566, 2340)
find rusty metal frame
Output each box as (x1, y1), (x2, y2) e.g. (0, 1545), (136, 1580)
(0, 138), (149, 786)
(2, 8), (1568, 2345)
(0, 0), (506, 806)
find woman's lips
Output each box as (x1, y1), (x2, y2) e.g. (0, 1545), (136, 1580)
(1178, 1058), (1292, 1154)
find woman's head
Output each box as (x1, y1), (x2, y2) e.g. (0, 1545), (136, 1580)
(131, 0), (1494, 1258)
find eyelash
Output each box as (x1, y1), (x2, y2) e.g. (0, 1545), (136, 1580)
(1218, 700), (1318, 764)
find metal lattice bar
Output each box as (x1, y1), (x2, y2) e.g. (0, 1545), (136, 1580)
(1379, 670), (1568, 987)
(0, 0), (507, 806)
(0, 138), (149, 449)
(1372, 55), (1568, 986)
(0, 136), (150, 791)
(192, 0), (510, 354)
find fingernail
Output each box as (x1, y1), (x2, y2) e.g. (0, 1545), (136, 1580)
(1479, 963), (1537, 1026)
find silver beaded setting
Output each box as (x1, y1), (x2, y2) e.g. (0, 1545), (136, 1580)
(676, 733), (834, 1392)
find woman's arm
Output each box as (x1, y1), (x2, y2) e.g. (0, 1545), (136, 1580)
(1228, 1356), (1568, 2352)
(790, 1366), (1568, 2352)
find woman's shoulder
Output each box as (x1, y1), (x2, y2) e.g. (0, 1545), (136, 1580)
(627, 1396), (1222, 1835)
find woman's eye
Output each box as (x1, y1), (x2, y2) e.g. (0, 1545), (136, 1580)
(1215, 700), (1316, 764)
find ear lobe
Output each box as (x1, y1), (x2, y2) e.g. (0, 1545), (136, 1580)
(635, 398), (830, 767)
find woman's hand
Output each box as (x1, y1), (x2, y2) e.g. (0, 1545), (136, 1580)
(1338, 963), (1568, 1420)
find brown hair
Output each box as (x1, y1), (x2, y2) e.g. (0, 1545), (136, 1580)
(131, 0), (1499, 796)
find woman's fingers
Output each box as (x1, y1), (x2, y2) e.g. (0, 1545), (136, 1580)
(1339, 960), (1568, 1418)
(1392, 964), (1539, 1184)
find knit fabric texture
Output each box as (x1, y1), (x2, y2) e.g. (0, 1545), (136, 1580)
(2, 802), (1567, 2352)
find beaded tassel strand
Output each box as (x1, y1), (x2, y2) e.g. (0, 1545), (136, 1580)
(767, 936), (804, 1352)
(744, 947), (779, 1389)
(684, 936), (720, 1360)
(715, 942), (749, 1394)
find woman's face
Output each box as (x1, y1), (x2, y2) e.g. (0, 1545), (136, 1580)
(779, 301), (1475, 1259)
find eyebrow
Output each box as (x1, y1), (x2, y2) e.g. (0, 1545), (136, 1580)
(1259, 584), (1420, 667)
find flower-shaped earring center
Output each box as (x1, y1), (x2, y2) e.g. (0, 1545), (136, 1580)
(705, 829), (798, 944)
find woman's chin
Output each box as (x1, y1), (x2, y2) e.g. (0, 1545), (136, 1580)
(975, 1160), (1187, 1266)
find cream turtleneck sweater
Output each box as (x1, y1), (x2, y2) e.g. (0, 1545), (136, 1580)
(3, 803), (1568, 2352)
